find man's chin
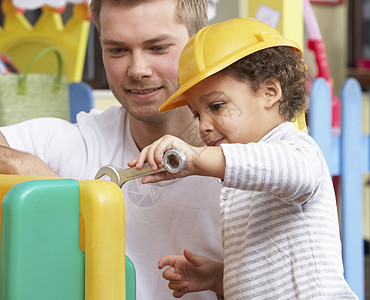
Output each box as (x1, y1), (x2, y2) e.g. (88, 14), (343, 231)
(129, 109), (167, 124)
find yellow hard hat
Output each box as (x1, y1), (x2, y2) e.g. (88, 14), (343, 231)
(160, 17), (302, 112)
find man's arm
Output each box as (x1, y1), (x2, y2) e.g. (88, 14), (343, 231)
(0, 132), (58, 177)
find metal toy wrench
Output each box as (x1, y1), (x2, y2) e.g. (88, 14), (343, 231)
(94, 149), (187, 188)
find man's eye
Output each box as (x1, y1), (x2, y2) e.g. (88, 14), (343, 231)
(150, 45), (170, 52)
(108, 48), (126, 56)
(193, 112), (200, 120)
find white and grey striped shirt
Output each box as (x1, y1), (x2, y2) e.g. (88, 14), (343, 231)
(219, 122), (357, 299)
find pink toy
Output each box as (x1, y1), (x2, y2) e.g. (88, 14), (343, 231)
(303, 0), (341, 128)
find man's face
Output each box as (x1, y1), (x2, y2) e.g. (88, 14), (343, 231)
(99, 0), (190, 123)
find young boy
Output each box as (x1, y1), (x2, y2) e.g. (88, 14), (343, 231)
(129, 18), (357, 299)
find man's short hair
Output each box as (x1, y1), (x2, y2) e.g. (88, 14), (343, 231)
(90, 0), (208, 37)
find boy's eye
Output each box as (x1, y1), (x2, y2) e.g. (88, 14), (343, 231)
(210, 103), (224, 111)
(193, 112), (200, 120)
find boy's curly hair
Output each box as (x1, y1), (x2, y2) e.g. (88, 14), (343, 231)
(223, 46), (307, 122)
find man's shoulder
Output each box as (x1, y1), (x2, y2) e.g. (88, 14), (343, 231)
(75, 106), (129, 135)
(77, 106), (126, 125)
(74, 106), (130, 150)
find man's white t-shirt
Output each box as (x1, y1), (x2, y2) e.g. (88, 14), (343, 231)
(1, 106), (224, 300)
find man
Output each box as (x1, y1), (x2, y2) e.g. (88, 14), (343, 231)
(0, 0), (223, 299)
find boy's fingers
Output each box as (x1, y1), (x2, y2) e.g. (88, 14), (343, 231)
(136, 147), (149, 169)
(162, 267), (182, 281)
(172, 286), (189, 298)
(146, 144), (160, 170)
(158, 255), (179, 269)
(142, 172), (174, 184)
(127, 158), (137, 167)
(154, 143), (174, 168)
(183, 248), (203, 267)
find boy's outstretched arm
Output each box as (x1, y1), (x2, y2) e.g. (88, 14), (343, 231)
(128, 134), (226, 183)
(158, 248), (224, 298)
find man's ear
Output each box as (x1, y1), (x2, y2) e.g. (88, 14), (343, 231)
(263, 78), (282, 109)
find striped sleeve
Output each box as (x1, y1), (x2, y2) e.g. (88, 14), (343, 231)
(220, 124), (327, 205)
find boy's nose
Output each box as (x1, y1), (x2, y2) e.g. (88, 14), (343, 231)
(199, 118), (213, 135)
(127, 52), (152, 80)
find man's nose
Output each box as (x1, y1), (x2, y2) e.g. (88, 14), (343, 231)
(127, 52), (152, 80)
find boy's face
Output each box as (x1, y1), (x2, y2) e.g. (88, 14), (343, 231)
(184, 73), (285, 145)
(99, 0), (190, 123)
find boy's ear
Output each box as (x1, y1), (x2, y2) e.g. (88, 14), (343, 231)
(263, 78), (282, 109)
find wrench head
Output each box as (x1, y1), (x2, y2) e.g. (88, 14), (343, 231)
(94, 165), (121, 186)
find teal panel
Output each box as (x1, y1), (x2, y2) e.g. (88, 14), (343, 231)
(125, 255), (136, 300)
(0, 179), (85, 300)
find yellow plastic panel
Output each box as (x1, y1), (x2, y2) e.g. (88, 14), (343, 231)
(248, 0), (303, 49)
(295, 110), (307, 133)
(79, 180), (126, 300)
(0, 0), (90, 82)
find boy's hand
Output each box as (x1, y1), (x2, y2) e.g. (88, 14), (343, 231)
(128, 134), (226, 183)
(158, 248), (224, 298)
(128, 135), (198, 183)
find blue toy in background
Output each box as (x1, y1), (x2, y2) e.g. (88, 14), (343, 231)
(69, 82), (94, 123)
(309, 77), (364, 299)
